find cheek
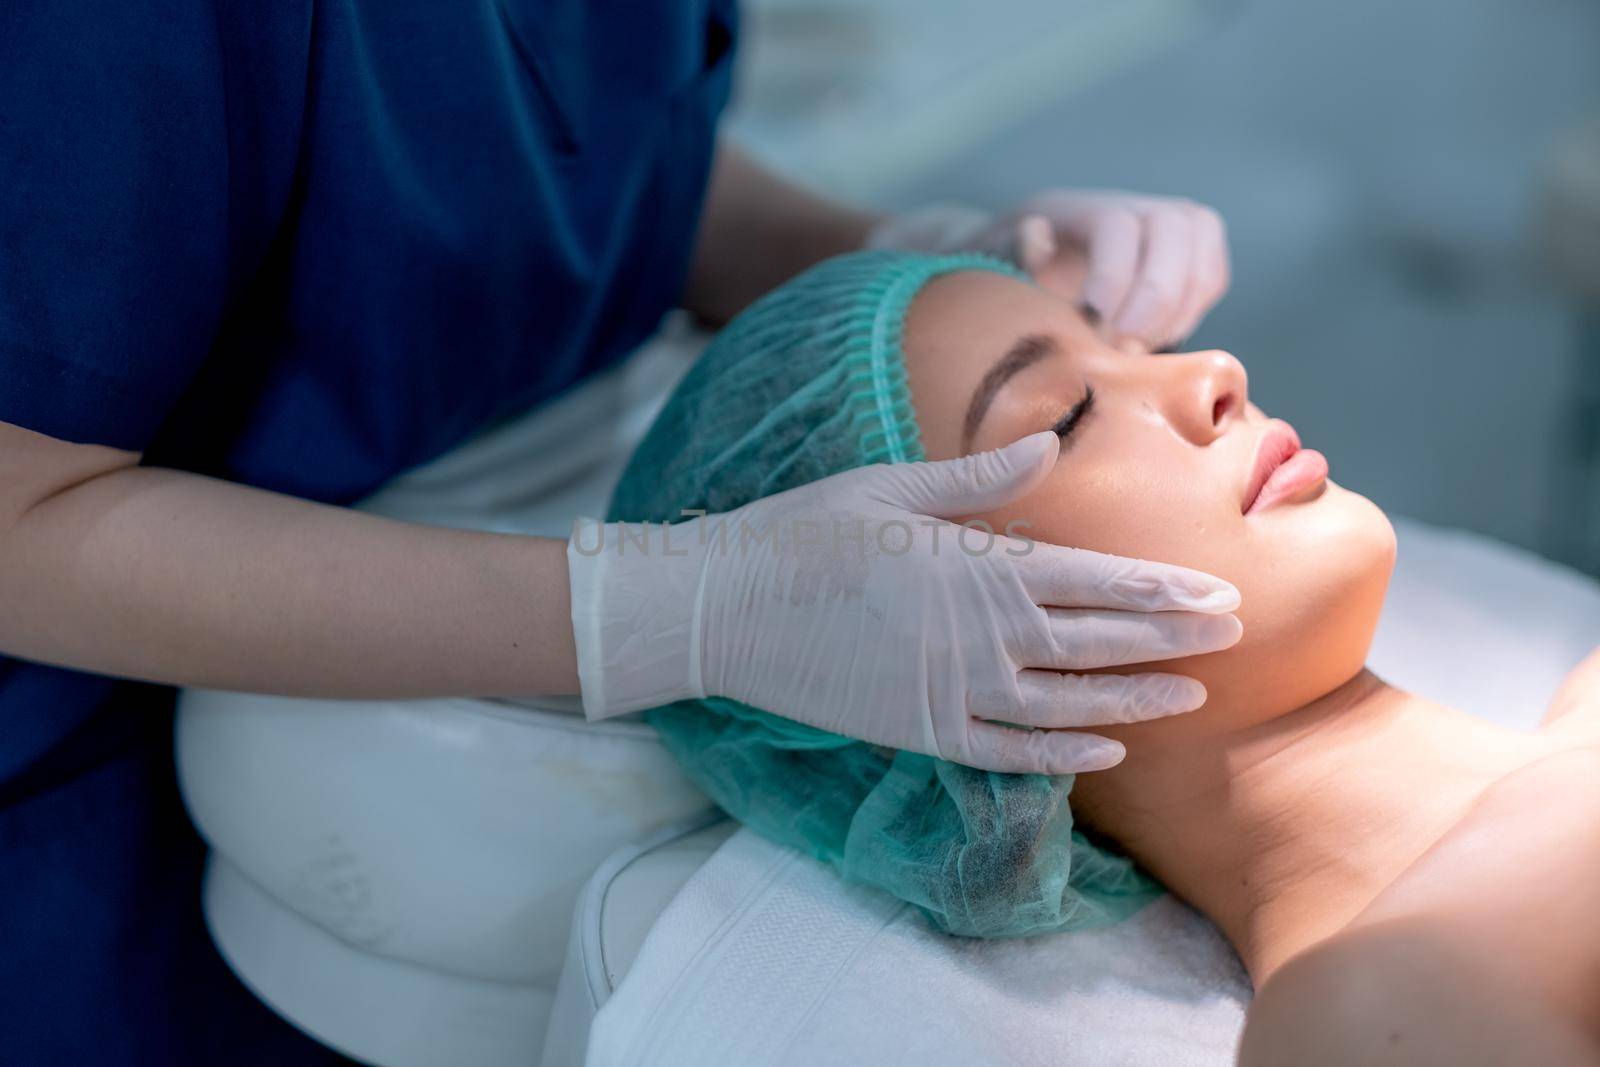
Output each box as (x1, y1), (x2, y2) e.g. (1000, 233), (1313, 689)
(976, 447), (1239, 576)
(968, 468), (1396, 740)
(1112, 485), (1395, 744)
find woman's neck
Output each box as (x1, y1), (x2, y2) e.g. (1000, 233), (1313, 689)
(1070, 670), (1554, 983)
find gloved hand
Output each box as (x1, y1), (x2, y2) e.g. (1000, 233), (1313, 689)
(568, 431), (1241, 775)
(867, 191), (1231, 351)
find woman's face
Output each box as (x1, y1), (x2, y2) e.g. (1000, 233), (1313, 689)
(903, 270), (1396, 732)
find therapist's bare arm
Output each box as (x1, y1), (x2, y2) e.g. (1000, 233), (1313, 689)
(0, 421), (581, 699)
(683, 141), (880, 325)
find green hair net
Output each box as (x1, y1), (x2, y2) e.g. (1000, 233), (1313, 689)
(609, 250), (1160, 937)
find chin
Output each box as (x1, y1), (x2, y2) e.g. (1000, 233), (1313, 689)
(1321, 481), (1397, 592)
(1258, 480), (1396, 583)
(1187, 481), (1396, 724)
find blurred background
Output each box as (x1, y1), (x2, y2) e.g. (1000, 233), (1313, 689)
(722, 0), (1600, 574)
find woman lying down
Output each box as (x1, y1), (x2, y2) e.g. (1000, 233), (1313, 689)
(607, 251), (1600, 1063)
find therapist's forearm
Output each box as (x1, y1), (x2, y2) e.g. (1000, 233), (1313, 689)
(683, 142), (881, 324)
(0, 456), (582, 700)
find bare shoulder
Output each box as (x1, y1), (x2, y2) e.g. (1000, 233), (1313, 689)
(1364, 745), (1600, 921)
(1238, 658), (1600, 1065)
(1240, 746), (1600, 1065)
(1240, 914), (1600, 1066)
(1541, 646), (1600, 743)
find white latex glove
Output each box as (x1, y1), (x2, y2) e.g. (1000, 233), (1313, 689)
(867, 191), (1231, 351)
(569, 432), (1241, 775)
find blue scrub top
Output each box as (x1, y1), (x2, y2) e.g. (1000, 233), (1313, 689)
(0, 0), (735, 1061)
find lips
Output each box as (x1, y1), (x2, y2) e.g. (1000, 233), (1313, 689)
(1242, 420), (1328, 514)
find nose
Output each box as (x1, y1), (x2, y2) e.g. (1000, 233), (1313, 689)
(1154, 350), (1249, 445)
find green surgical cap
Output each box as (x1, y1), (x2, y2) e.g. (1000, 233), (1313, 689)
(609, 250), (1159, 937)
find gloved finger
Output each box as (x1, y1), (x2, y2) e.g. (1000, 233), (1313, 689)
(961, 722), (1126, 775)
(1070, 206), (1143, 328)
(874, 430), (1059, 518)
(1145, 205), (1208, 350)
(1109, 206), (1194, 345)
(1016, 607), (1242, 670)
(1014, 214), (1057, 274)
(1164, 203), (1230, 348)
(1197, 201), (1231, 303)
(1014, 543), (1240, 613)
(1158, 218), (1210, 350)
(996, 669), (1207, 728)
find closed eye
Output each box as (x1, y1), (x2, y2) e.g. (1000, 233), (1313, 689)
(1051, 384), (1096, 445)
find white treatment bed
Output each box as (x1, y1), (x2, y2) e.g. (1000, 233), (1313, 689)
(173, 325), (1600, 1067)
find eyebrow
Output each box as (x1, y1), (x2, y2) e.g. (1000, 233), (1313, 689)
(961, 333), (1059, 452)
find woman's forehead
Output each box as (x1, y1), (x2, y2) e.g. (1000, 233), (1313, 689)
(909, 271), (1093, 363)
(905, 272), (1093, 457)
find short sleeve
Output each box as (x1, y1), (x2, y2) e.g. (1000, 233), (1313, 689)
(0, 0), (308, 450)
